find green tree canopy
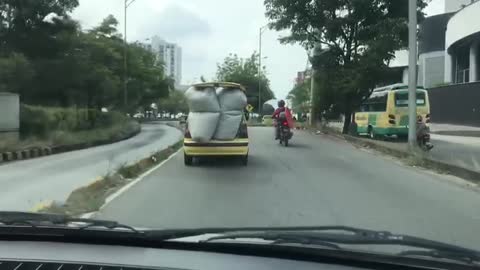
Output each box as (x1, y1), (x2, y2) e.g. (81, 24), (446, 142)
(265, 0), (429, 132)
(0, 0), (171, 113)
(287, 78), (311, 114)
(216, 52), (275, 113)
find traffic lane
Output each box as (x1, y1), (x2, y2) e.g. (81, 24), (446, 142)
(0, 123), (183, 211)
(97, 127), (480, 249)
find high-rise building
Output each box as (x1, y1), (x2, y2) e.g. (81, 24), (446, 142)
(150, 36), (182, 86)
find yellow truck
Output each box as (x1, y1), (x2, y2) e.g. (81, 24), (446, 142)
(184, 82), (249, 166)
(355, 84), (430, 139)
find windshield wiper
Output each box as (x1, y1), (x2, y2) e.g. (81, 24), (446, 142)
(149, 226), (480, 264)
(0, 211), (140, 233)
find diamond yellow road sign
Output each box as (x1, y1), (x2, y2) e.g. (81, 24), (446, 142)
(246, 104), (254, 112)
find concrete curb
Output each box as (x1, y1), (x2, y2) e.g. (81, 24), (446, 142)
(317, 128), (480, 184)
(0, 122), (141, 164)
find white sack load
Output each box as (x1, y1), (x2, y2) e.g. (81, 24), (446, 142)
(188, 112), (220, 142)
(213, 110), (244, 140)
(185, 86), (220, 112)
(216, 87), (247, 111)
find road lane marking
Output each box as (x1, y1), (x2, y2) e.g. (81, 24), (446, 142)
(100, 148), (183, 210)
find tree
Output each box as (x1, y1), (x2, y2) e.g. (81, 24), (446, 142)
(158, 90), (188, 115)
(216, 52), (275, 113)
(0, 53), (35, 96)
(287, 78), (311, 114)
(1, 2), (171, 111)
(265, 0), (429, 133)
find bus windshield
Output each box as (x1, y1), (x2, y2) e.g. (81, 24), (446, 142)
(395, 92), (426, 107)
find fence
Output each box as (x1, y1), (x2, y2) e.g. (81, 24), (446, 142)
(428, 82), (480, 126)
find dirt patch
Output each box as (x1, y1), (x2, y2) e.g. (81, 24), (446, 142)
(37, 140), (183, 216)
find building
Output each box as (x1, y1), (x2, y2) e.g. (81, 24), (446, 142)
(150, 36), (183, 86)
(417, 0), (480, 87)
(418, 0), (480, 126)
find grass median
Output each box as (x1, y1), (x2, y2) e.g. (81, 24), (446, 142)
(35, 140), (183, 216)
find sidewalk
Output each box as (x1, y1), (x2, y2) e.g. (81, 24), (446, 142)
(430, 123), (480, 137)
(326, 122), (480, 176)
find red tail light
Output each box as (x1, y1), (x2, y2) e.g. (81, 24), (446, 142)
(282, 121), (289, 126)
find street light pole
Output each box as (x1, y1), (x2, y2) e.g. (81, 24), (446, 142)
(124, 0), (128, 108)
(408, 0), (417, 148)
(258, 26), (266, 115)
(124, 0), (138, 110)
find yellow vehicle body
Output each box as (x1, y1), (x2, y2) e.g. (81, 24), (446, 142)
(355, 84), (430, 138)
(183, 82), (249, 165)
(184, 138), (249, 156)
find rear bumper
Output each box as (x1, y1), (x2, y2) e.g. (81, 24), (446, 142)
(184, 139), (249, 156)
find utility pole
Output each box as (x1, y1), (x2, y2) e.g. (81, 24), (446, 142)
(124, 0), (128, 109)
(309, 69), (315, 126)
(408, 0), (417, 148)
(124, 0), (139, 110)
(310, 44), (322, 127)
(258, 26), (266, 116)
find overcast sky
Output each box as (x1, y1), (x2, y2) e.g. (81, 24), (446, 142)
(72, 0), (445, 99)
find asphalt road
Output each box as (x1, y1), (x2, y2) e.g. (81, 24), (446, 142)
(97, 127), (480, 250)
(0, 122), (182, 211)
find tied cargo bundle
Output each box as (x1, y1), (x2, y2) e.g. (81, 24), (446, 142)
(213, 111), (244, 140)
(185, 87), (221, 112)
(187, 112), (221, 142)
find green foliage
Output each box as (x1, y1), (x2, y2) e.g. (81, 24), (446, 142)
(287, 78), (311, 114)
(265, 0), (429, 132)
(0, 0), (170, 110)
(158, 90), (188, 114)
(216, 52), (275, 112)
(19, 105), (128, 138)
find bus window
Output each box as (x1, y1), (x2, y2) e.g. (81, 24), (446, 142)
(363, 93), (387, 112)
(395, 92), (426, 107)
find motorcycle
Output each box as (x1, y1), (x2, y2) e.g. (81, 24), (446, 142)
(277, 113), (293, 147)
(417, 133), (434, 151)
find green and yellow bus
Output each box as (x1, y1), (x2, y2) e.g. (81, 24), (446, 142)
(355, 84), (430, 139)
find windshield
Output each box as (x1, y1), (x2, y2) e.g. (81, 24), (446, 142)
(395, 92), (427, 107)
(1, 0), (480, 260)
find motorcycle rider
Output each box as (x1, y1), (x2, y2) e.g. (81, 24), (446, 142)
(272, 100), (292, 140)
(416, 115), (433, 150)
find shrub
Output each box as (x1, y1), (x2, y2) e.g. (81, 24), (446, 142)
(20, 105), (128, 137)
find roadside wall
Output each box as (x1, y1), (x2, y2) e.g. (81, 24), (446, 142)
(428, 82), (480, 126)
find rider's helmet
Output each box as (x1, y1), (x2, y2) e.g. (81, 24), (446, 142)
(278, 100), (286, 108)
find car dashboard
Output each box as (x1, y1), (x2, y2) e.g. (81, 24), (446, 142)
(0, 241), (370, 270)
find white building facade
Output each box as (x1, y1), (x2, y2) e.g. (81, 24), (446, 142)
(416, 0), (480, 88)
(151, 36), (183, 86)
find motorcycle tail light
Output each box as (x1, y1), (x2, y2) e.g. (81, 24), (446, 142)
(283, 121), (289, 126)
(426, 114), (431, 123)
